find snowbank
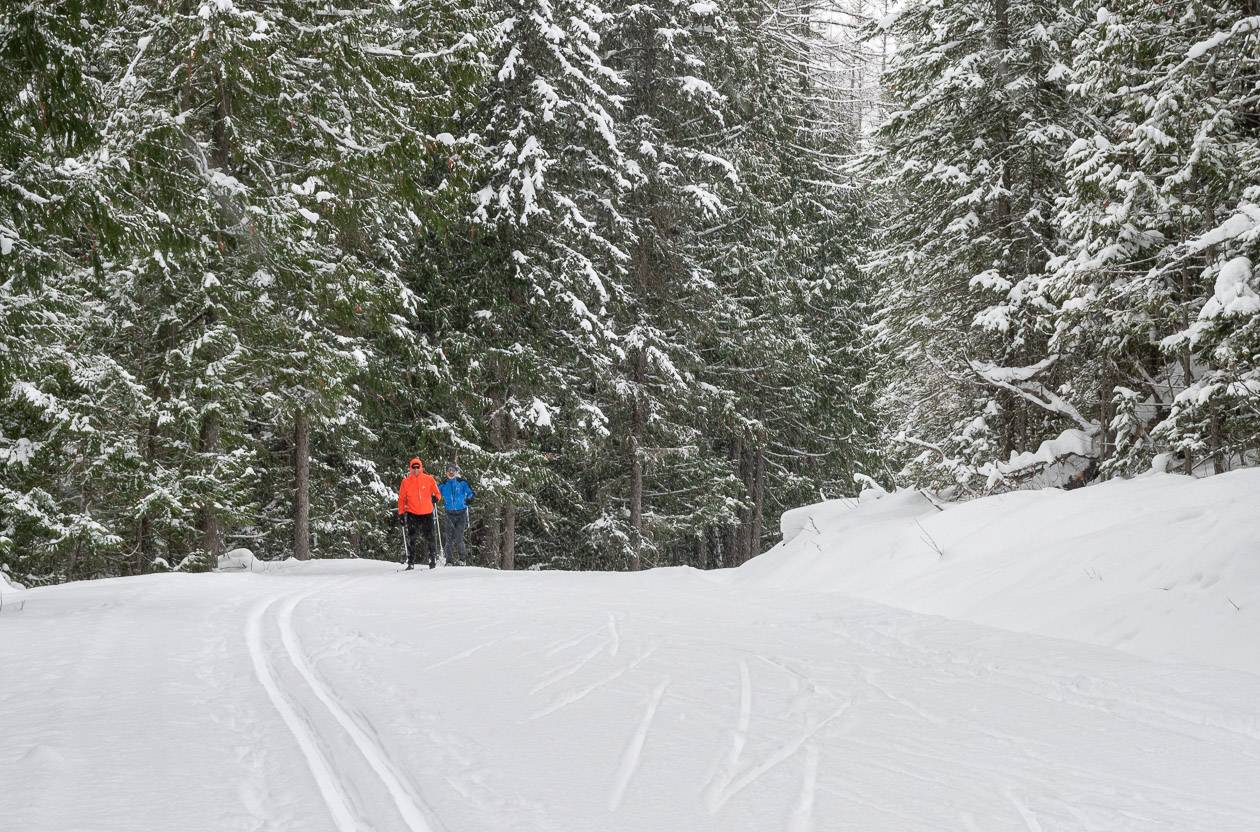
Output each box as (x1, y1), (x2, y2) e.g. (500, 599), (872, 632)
(216, 548), (257, 572)
(0, 571), (26, 613)
(738, 469), (1260, 673)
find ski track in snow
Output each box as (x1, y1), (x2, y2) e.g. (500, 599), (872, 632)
(1005, 788), (1044, 832)
(843, 619), (1260, 748)
(607, 612), (621, 657)
(608, 678), (670, 811)
(245, 595), (360, 832)
(423, 637), (504, 672)
(246, 581), (441, 832)
(786, 743), (820, 832)
(10, 548), (1260, 832)
(542, 619), (610, 657)
(710, 701), (851, 813)
(276, 588), (440, 832)
(859, 666), (947, 727)
(529, 634), (612, 695)
(529, 646), (659, 720)
(703, 659), (752, 812)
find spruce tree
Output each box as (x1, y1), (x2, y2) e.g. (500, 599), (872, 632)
(696, 0), (876, 561)
(459, 0), (637, 568)
(1051, 0), (1260, 476)
(863, 0), (1081, 492)
(586, 0), (740, 570)
(0, 0), (131, 581)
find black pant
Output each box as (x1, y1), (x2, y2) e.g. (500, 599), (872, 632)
(443, 509), (469, 563)
(403, 512), (437, 567)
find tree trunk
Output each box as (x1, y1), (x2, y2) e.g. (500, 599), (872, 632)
(1179, 270), (1195, 475)
(725, 433), (742, 566)
(749, 439), (765, 559)
(1210, 410), (1225, 474)
(1098, 359), (1116, 467)
(293, 409), (311, 560)
(629, 432), (643, 571)
(502, 504), (516, 571)
(628, 350), (645, 571)
(485, 398), (504, 569)
(136, 515), (152, 577)
(738, 439), (757, 564)
(68, 490), (87, 578)
(135, 413), (159, 575)
(484, 510), (501, 570)
(502, 409), (517, 571)
(200, 411), (223, 560)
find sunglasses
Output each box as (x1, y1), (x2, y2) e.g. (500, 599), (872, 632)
(410, 464), (420, 469)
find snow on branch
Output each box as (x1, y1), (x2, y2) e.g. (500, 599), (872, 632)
(981, 430), (1097, 490)
(1186, 203), (1260, 253)
(1126, 15), (1260, 94)
(968, 357), (1099, 434)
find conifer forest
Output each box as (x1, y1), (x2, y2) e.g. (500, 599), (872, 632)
(2, 0), (1258, 584)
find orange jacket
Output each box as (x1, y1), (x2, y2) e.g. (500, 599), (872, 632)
(398, 467), (442, 516)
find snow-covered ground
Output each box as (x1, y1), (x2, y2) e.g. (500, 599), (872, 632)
(741, 468), (1260, 673)
(4, 472), (1260, 831)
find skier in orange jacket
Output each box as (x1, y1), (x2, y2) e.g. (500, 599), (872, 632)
(398, 458), (443, 569)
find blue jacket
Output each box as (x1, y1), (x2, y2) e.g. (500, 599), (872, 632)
(439, 477), (475, 511)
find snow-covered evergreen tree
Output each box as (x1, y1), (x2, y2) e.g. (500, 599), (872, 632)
(0, 0), (135, 582)
(863, 0), (1081, 492)
(583, 0), (741, 570)
(105, 0), (481, 563)
(456, 0), (638, 569)
(691, 0), (876, 561)
(1050, 0), (1260, 476)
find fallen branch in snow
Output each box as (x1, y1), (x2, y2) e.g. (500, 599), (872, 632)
(914, 518), (944, 559)
(982, 445), (1097, 492)
(919, 490), (946, 512)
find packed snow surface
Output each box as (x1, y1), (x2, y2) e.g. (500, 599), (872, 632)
(4, 471), (1260, 831)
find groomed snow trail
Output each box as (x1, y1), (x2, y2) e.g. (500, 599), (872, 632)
(4, 560), (1259, 831)
(246, 581), (442, 832)
(246, 591), (361, 832)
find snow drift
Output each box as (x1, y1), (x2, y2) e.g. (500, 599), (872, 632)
(0, 571), (25, 612)
(738, 469), (1260, 673)
(217, 547), (258, 572)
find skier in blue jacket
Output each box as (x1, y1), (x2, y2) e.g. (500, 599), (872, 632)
(438, 463), (475, 565)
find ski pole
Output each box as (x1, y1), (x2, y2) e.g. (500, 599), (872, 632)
(434, 508), (445, 566)
(400, 515), (411, 567)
